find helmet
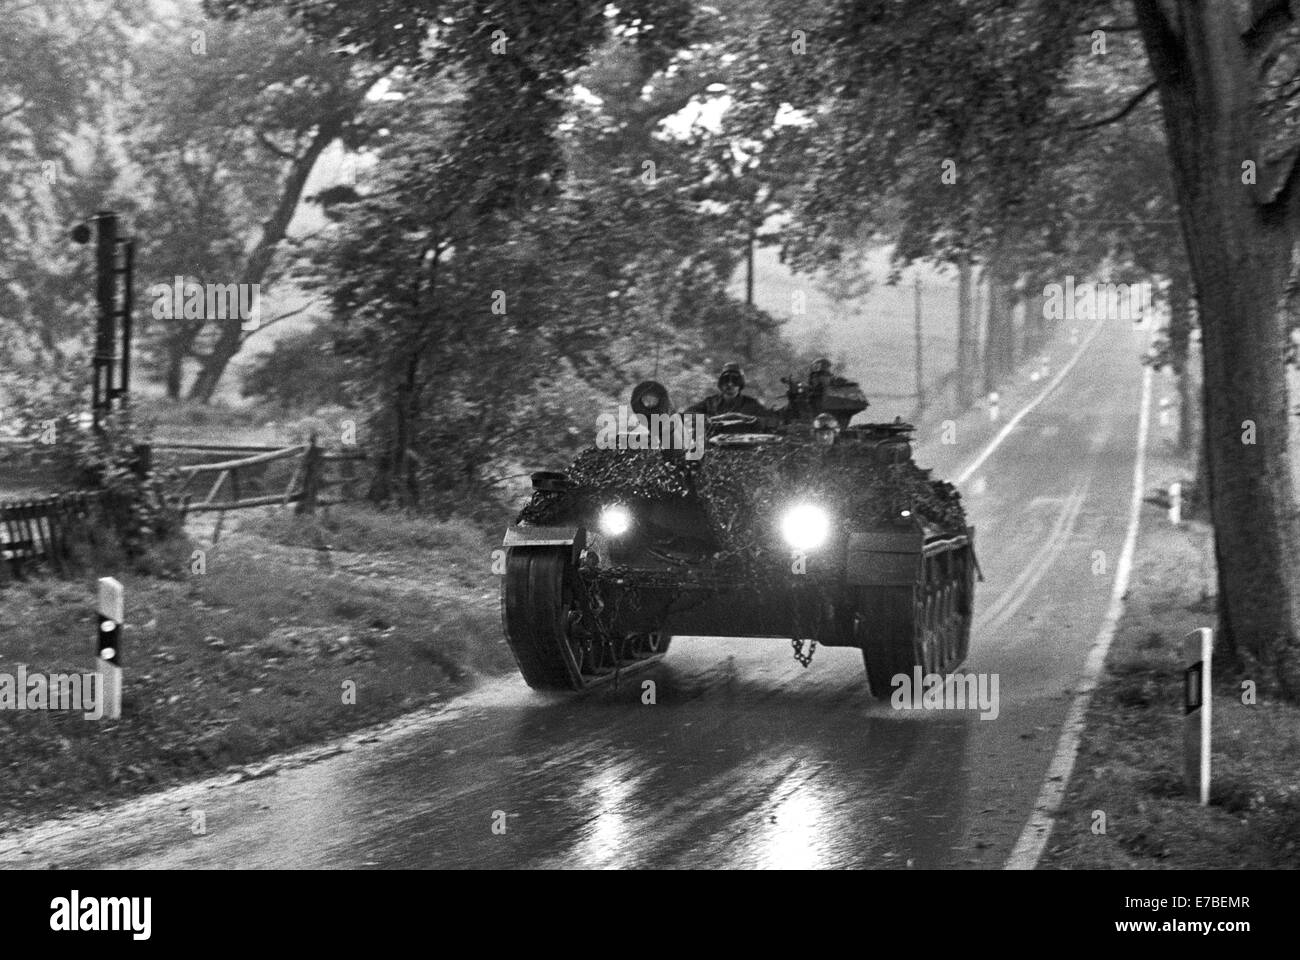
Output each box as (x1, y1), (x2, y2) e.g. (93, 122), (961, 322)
(812, 412), (840, 446)
(810, 357), (833, 375)
(718, 362), (745, 389)
(812, 412), (839, 430)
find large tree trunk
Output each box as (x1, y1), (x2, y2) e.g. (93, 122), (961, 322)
(1022, 271), (1048, 356)
(164, 349), (184, 401)
(187, 115), (346, 402)
(1167, 275), (1194, 454)
(1135, 0), (1300, 696)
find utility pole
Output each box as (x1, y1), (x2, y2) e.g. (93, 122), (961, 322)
(913, 275), (925, 420)
(92, 211), (118, 430)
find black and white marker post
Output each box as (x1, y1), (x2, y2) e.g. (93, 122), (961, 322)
(97, 576), (124, 720)
(1183, 627), (1212, 805)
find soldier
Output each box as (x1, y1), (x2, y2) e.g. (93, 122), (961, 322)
(809, 357), (835, 392)
(780, 357), (867, 427)
(810, 357), (857, 393)
(685, 362), (776, 424)
(812, 412), (841, 447)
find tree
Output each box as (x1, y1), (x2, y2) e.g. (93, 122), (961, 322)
(216, 0), (799, 506)
(0, 0), (139, 393)
(128, 3), (374, 400)
(708, 0), (1300, 698)
(1132, 0), (1300, 693)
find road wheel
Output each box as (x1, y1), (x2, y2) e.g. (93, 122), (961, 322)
(918, 579), (941, 675)
(952, 547), (974, 663)
(859, 551), (971, 700)
(501, 549), (672, 690)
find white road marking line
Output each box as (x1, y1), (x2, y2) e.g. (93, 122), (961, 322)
(1004, 363), (1153, 870)
(955, 319), (1106, 486)
(974, 483), (1090, 638)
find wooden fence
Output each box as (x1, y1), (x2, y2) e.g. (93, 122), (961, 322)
(162, 437), (366, 542)
(0, 436), (369, 577)
(0, 491), (105, 580)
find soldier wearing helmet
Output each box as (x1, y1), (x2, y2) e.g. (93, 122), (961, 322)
(779, 357), (868, 427)
(685, 362), (776, 423)
(809, 357), (835, 392)
(812, 412), (841, 446)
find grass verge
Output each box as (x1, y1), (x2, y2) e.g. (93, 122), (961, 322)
(0, 503), (514, 833)
(1039, 446), (1300, 869)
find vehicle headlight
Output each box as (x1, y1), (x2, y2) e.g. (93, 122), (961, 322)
(598, 504), (633, 536)
(781, 503), (831, 551)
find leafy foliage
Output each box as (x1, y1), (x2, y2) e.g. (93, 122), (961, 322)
(126, 3), (375, 400)
(241, 327), (349, 412)
(1, 370), (182, 565)
(46, 410), (184, 561)
(0, 0), (140, 377)
(281, 7), (799, 507)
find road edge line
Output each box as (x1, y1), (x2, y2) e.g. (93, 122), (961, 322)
(955, 319), (1106, 486)
(1003, 362), (1154, 870)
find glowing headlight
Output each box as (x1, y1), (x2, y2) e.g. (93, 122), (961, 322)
(598, 505), (633, 536)
(781, 504), (831, 551)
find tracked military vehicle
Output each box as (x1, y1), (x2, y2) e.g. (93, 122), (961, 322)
(500, 375), (977, 699)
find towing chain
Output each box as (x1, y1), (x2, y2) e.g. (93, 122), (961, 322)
(791, 636), (817, 668)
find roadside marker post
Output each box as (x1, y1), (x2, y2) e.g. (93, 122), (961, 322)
(988, 391), (1000, 421)
(97, 577), (124, 720)
(1169, 481), (1182, 526)
(1183, 627), (1212, 805)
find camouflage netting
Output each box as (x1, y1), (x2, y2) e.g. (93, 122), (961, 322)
(518, 438), (966, 552)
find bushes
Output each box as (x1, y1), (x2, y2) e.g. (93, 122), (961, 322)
(53, 411), (183, 554)
(241, 327), (349, 414)
(0, 405), (189, 581)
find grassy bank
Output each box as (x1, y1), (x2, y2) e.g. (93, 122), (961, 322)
(1039, 448), (1300, 869)
(0, 504), (513, 832)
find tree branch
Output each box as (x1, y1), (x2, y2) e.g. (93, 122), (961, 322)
(1244, 0), (1294, 52)
(1070, 81), (1158, 130)
(1132, 0), (1186, 87)
(1262, 142), (1300, 212)
(255, 129), (298, 161)
(244, 302), (312, 337)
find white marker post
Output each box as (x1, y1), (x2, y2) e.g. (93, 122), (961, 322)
(988, 391), (1000, 421)
(1183, 627), (1212, 805)
(97, 577), (124, 720)
(1169, 481), (1182, 526)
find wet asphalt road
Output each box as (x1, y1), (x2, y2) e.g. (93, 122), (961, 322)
(3, 326), (1150, 869)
